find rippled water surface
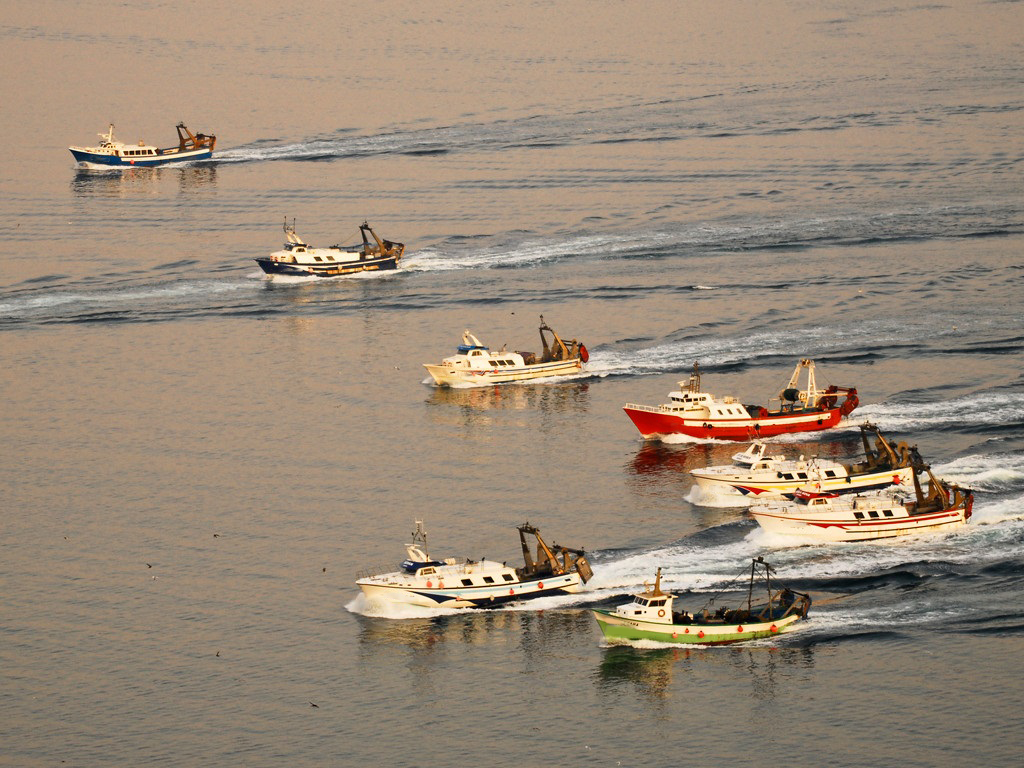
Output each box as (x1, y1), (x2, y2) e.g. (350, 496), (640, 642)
(2, 1), (1023, 766)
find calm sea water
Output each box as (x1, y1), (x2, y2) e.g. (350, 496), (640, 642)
(2, 1), (1023, 766)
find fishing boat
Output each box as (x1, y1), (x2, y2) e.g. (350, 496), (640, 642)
(749, 454), (973, 541)
(592, 558), (811, 645)
(356, 521), (593, 609)
(69, 123), (216, 168)
(690, 423), (915, 504)
(423, 316), (588, 387)
(623, 359), (858, 441)
(255, 219), (405, 277)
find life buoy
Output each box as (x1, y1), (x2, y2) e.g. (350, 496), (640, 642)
(684, 628), (690, 634)
(770, 624), (778, 633)
(579, 344), (589, 363)
(697, 630), (705, 639)
(537, 581), (544, 589)
(736, 625), (744, 633)
(509, 589), (515, 595)
(672, 632), (678, 639)
(657, 609), (666, 618)
(426, 580), (432, 588)
(438, 581), (444, 589)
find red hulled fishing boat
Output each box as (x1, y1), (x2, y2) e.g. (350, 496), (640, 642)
(623, 359), (858, 441)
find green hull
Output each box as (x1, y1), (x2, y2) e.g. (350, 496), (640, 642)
(592, 609), (802, 645)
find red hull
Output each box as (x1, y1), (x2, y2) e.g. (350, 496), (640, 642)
(623, 406), (845, 441)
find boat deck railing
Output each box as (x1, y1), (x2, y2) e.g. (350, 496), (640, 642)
(623, 402), (672, 413)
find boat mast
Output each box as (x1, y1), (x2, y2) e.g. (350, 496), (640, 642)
(687, 362), (701, 393)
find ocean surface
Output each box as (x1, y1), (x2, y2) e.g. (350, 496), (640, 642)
(2, 1), (1023, 765)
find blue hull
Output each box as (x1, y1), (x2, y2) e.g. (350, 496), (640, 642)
(69, 149), (213, 167)
(254, 256), (400, 277)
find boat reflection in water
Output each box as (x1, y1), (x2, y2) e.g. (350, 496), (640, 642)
(71, 164), (218, 197)
(425, 380), (590, 414)
(595, 643), (816, 702)
(354, 610), (522, 651)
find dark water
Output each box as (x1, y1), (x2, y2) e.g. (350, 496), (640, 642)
(2, 1), (1023, 766)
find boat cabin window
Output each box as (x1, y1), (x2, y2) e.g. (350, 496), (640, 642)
(419, 567), (436, 575)
(812, 498), (828, 506)
(313, 256), (323, 262)
(502, 573), (514, 581)
(650, 598), (666, 607)
(797, 473), (808, 479)
(868, 510), (879, 518)
(825, 470), (837, 478)
(326, 255), (335, 261)
(461, 578), (473, 586)
(783, 473), (795, 480)
(883, 510), (894, 517)
(635, 597), (649, 607)
(483, 576), (495, 584)
(854, 511), (865, 520)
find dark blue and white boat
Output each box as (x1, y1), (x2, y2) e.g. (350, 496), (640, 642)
(255, 219), (405, 278)
(69, 123), (216, 168)
(356, 521), (593, 609)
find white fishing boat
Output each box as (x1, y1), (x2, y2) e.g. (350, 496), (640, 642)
(356, 521), (593, 609)
(69, 123), (216, 168)
(255, 219), (405, 277)
(592, 558), (811, 645)
(750, 459), (973, 542)
(423, 316), (588, 387)
(690, 423), (915, 504)
(624, 359), (859, 441)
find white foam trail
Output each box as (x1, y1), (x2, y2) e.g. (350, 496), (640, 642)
(857, 392), (1024, 431)
(0, 280), (251, 317)
(933, 453), (1024, 493)
(685, 485), (749, 509)
(345, 592), (464, 619)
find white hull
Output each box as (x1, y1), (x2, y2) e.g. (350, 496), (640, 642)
(751, 498), (969, 541)
(358, 568), (584, 608)
(692, 466), (915, 503)
(424, 358), (583, 387)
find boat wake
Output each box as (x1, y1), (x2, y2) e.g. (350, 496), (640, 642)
(856, 392), (1024, 433)
(345, 593), (464, 620)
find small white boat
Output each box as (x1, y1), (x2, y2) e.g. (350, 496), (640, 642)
(624, 359), (859, 441)
(592, 559), (811, 645)
(423, 316), (588, 387)
(69, 123), (216, 168)
(356, 521), (593, 609)
(255, 219), (405, 277)
(750, 460), (974, 542)
(690, 423), (916, 504)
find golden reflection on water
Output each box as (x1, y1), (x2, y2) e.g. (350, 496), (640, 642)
(595, 643), (816, 702)
(70, 165), (218, 198)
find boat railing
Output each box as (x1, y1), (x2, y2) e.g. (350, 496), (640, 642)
(356, 564), (400, 581)
(624, 402), (671, 414)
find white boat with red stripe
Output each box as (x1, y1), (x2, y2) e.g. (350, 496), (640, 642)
(750, 457), (973, 542)
(690, 423), (916, 504)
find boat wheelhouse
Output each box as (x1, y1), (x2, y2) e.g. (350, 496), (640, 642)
(623, 359), (858, 441)
(423, 316), (588, 387)
(356, 521), (593, 609)
(255, 220), (405, 277)
(592, 558), (811, 645)
(69, 123), (216, 168)
(690, 422), (915, 504)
